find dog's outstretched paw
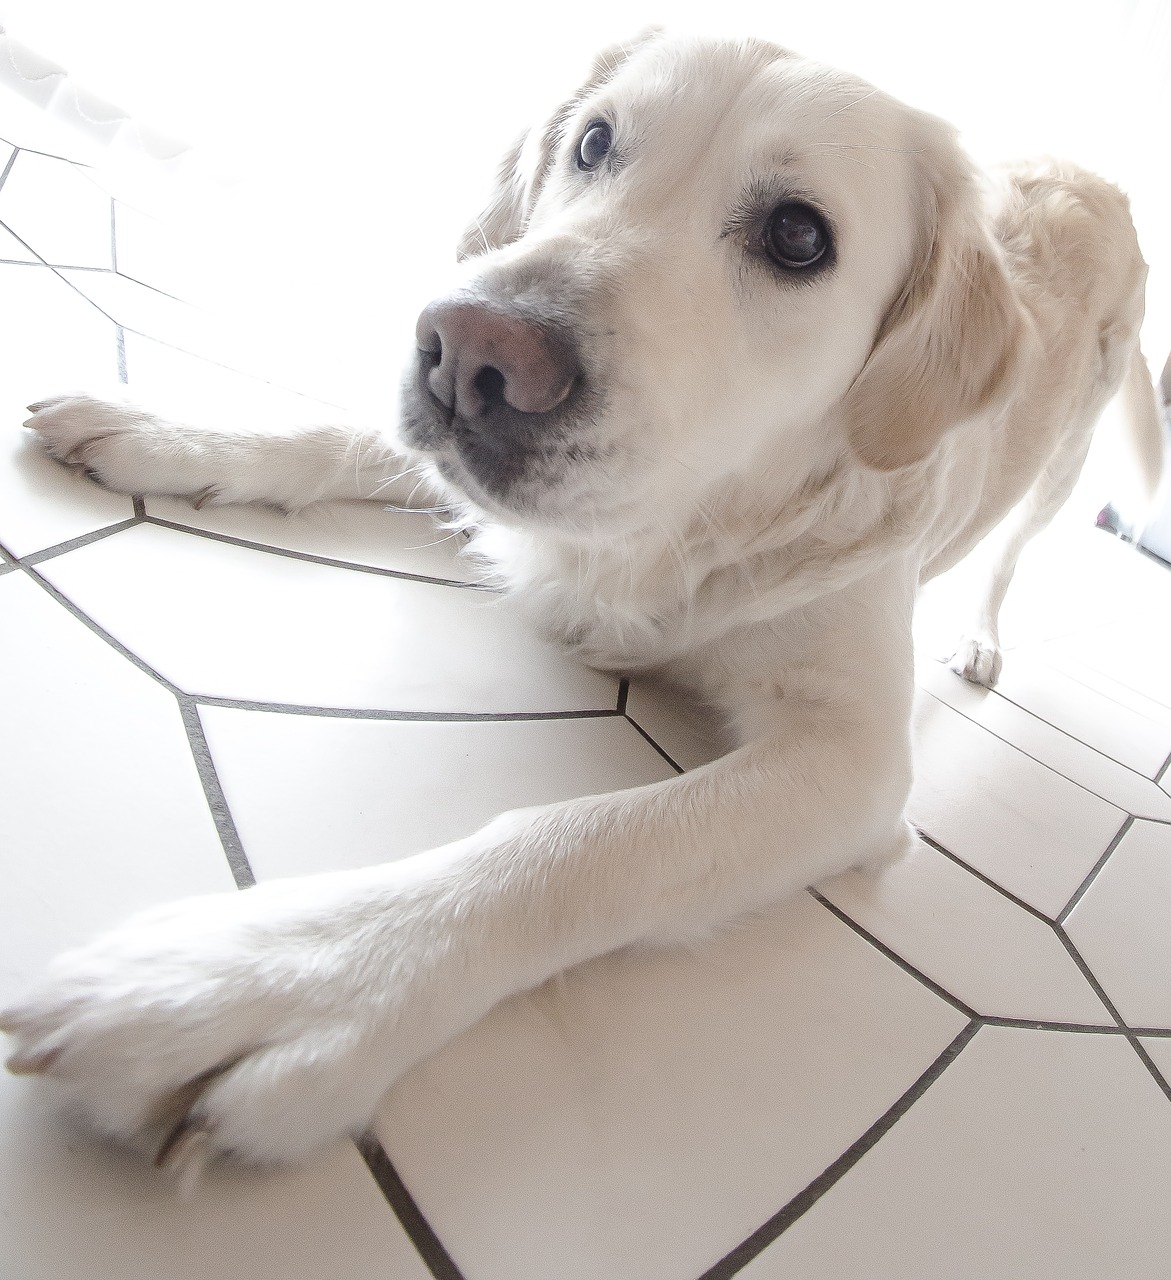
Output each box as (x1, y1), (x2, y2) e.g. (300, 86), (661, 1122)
(948, 635), (1003, 688)
(0, 882), (405, 1189)
(24, 394), (160, 493)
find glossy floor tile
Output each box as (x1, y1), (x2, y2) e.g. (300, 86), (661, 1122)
(1, 120), (1169, 1280)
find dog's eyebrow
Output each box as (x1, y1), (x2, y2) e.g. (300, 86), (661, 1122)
(720, 176), (829, 241)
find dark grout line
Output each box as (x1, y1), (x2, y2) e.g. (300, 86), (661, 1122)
(1056, 815), (1134, 924)
(1132, 1026), (1171, 1038)
(193, 694), (622, 723)
(0, 135), (91, 165)
(6, 549), (180, 694)
(623, 713), (685, 774)
(1155, 749), (1171, 786)
(0, 148), (17, 192)
(133, 494), (146, 518)
(116, 324), (128, 383)
(694, 1021), (981, 1278)
(0, 560), (16, 577)
(980, 1015), (1126, 1035)
(917, 834), (1053, 926)
(176, 696), (255, 888)
(1052, 927), (1171, 1104)
(141, 514), (492, 590)
(0, 217), (121, 311)
(616, 676), (630, 714)
(808, 888), (978, 1019)
(19, 517), (142, 566)
(920, 688), (1131, 817)
(354, 1131), (469, 1280)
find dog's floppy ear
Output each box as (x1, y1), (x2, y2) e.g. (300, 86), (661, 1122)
(842, 122), (1028, 471)
(456, 28), (663, 261)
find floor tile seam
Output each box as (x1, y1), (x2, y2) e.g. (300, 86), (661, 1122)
(621, 712), (685, 775)
(354, 1131), (468, 1280)
(1018, 647), (1171, 736)
(0, 257), (114, 273)
(920, 688), (1136, 814)
(917, 834), (1054, 925)
(177, 696), (255, 888)
(140, 513), (491, 589)
(0, 219), (122, 312)
(0, 148), (18, 191)
(6, 551), (179, 693)
(1055, 814), (1135, 924)
(979, 678), (1171, 783)
(806, 888), (977, 1019)
(616, 676), (630, 714)
(692, 1020), (981, 1279)
(121, 324), (352, 411)
(1051, 926), (1171, 1101)
(192, 695), (624, 723)
(0, 136), (89, 165)
(17, 516), (143, 566)
(1155, 750), (1171, 785)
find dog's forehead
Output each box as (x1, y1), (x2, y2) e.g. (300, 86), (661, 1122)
(597, 37), (921, 205)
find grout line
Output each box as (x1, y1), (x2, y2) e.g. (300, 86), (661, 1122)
(808, 888), (978, 1019)
(917, 834), (1054, 925)
(0, 148), (17, 192)
(116, 324), (128, 383)
(616, 676), (629, 714)
(0, 217), (124, 322)
(623, 713), (685, 774)
(19, 517), (142, 566)
(193, 694), (622, 723)
(5, 549), (180, 693)
(1052, 926), (1171, 1104)
(354, 1131), (469, 1280)
(133, 494), (146, 518)
(0, 560), (16, 576)
(1132, 1026), (1171, 1038)
(1056, 815), (1135, 924)
(920, 688), (1131, 816)
(980, 1015), (1127, 1035)
(0, 135), (90, 164)
(1155, 750), (1171, 785)
(176, 696), (255, 888)
(141, 514), (492, 590)
(694, 1021), (981, 1278)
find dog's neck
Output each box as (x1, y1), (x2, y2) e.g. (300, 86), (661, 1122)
(467, 450), (921, 673)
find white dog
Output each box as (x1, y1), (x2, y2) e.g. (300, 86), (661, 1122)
(4, 30), (1162, 1184)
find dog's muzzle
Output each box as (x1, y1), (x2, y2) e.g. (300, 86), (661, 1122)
(401, 292), (586, 504)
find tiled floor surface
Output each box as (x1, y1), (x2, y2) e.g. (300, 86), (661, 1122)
(2, 118), (1171, 1280)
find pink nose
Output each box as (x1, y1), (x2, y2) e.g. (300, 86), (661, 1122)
(415, 298), (578, 419)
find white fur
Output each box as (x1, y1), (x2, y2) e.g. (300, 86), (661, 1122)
(5, 33), (1161, 1181)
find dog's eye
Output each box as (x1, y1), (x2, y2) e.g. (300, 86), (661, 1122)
(576, 121), (613, 171)
(763, 202), (830, 269)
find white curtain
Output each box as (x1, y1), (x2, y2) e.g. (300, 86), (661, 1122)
(2, 0), (1168, 394)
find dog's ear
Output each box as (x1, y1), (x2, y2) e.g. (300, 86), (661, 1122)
(842, 124), (1028, 471)
(456, 28), (663, 261)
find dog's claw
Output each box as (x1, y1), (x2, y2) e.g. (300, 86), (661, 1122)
(155, 1116), (214, 1196)
(5, 1045), (62, 1075)
(191, 486), (218, 510)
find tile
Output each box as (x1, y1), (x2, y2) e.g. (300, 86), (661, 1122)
(980, 651), (1171, 778)
(112, 198), (208, 301)
(1064, 820), (1171, 1029)
(624, 674), (728, 771)
(375, 892), (968, 1280)
(147, 495), (478, 584)
(0, 1077), (434, 1280)
(0, 149), (112, 267)
(37, 522), (618, 712)
(0, 221), (37, 261)
(0, 571), (233, 1006)
(908, 691), (1127, 918)
(1139, 1036), (1171, 1079)
(915, 657), (1171, 820)
(1043, 622), (1171, 716)
(199, 708), (677, 877)
(740, 1027), (1171, 1280)
(819, 839), (1112, 1024)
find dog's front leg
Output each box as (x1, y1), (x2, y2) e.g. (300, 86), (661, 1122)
(2, 573), (916, 1179)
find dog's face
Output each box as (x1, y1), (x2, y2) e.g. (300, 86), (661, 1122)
(399, 33), (1022, 538)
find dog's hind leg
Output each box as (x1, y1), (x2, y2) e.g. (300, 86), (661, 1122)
(948, 429), (1095, 687)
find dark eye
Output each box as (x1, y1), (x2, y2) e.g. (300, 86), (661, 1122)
(576, 121), (613, 171)
(763, 202), (831, 269)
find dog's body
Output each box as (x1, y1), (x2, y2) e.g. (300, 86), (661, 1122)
(3, 33), (1162, 1181)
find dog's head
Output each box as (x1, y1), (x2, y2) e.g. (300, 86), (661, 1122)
(399, 32), (1025, 537)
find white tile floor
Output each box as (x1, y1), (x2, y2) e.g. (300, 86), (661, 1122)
(2, 122), (1170, 1280)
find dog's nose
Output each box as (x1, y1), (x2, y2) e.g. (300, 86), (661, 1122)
(415, 298), (578, 420)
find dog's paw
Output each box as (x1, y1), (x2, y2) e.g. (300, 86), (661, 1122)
(948, 634), (1003, 688)
(0, 880), (408, 1187)
(24, 394), (171, 494)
